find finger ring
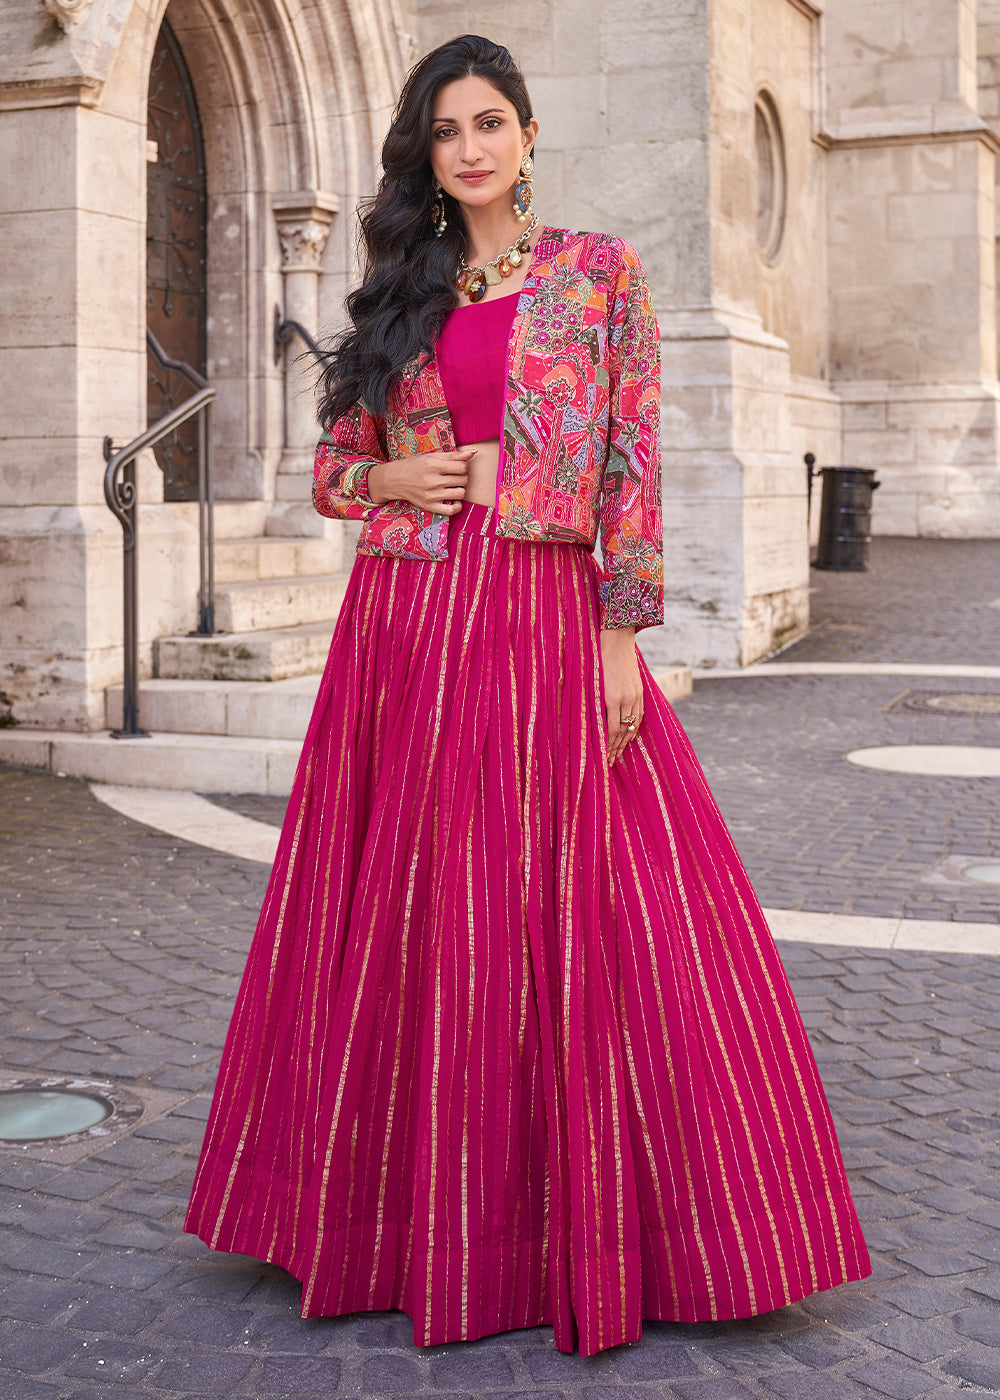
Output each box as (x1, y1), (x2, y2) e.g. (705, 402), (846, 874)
(622, 715), (637, 729)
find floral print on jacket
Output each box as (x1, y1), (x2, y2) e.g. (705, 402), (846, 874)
(312, 226), (663, 631)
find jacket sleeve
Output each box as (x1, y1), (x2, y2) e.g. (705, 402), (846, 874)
(598, 240), (664, 632)
(312, 400), (388, 521)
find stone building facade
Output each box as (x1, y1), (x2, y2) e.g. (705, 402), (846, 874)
(1, 0), (997, 742)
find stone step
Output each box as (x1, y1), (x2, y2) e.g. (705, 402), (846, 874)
(214, 536), (341, 584)
(155, 619), (336, 682)
(214, 573), (349, 634)
(106, 677), (320, 741)
(0, 729), (299, 795)
(5, 666), (693, 797)
(108, 667), (692, 741)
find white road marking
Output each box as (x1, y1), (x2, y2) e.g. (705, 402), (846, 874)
(845, 745), (1000, 778)
(91, 784), (280, 866)
(692, 662), (1000, 680)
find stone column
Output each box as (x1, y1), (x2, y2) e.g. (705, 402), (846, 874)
(647, 0), (813, 669)
(824, 0), (1000, 536)
(269, 192), (339, 537)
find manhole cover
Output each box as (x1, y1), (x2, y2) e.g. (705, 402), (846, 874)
(921, 854), (1000, 890)
(0, 1089), (112, 1141)
(966, 864), (1000, 885)
(882, 690), (1000, 716)
(0, 1077), (144, 1146)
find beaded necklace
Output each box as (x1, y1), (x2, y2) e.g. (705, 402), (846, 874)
(455, 211), (540, 303)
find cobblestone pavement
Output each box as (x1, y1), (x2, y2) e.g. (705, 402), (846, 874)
(674, 673), (1000, 923)
(783, 538), (1000, 666)
(1, 765), (1000, 1398)
(681, 538), (1000, 922)
(1, 537), (999, 1398)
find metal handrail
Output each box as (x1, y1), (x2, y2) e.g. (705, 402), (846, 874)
(145, 329), (216, 640)
(103, 384), (216, 738)
(273, 305), (330, 366)
(147, 325), (208, 390)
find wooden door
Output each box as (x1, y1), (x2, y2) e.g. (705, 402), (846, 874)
(146, 19), (207, 501)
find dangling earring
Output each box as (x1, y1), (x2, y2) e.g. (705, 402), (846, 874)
(513, 153), (533, 222)
(430, 176), (447, 237)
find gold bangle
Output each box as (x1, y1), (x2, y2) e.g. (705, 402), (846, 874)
(353, 462), (381, 510)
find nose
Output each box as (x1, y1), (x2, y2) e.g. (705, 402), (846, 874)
(458, 128), (482, 164)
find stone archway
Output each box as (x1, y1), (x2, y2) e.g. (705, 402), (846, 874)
(120, 0), (411, 509)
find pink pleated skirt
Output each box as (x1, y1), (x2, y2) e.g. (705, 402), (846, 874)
(185, 498), (871, 1357)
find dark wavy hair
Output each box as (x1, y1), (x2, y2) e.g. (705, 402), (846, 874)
(316, 34), (534, 428)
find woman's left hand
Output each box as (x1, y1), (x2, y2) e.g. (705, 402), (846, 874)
(600, 626), (643, 767)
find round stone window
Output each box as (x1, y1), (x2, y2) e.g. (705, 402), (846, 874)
(754, 90), (786, 263)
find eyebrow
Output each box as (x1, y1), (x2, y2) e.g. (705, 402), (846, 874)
(432, 108), (505, 124)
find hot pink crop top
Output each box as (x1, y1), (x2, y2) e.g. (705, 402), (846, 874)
(435, 293), (519, 445)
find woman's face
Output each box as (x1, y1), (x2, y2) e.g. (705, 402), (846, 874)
(429, 74), (539, 214)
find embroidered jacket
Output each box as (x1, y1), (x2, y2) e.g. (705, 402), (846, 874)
(312, 226), (663, 631)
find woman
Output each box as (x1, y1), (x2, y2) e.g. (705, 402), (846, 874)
(185, 34), (871, 1358)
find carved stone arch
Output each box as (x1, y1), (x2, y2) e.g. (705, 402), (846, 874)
(115, 0), (408, 500)
(146, 0), (292, 499)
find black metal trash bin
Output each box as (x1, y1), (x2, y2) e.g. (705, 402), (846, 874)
(814, 465), (880, 571)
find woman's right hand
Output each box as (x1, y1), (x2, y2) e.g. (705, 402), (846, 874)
(368, 449), (476, 514)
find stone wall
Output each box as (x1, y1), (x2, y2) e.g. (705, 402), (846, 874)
(823, 0), (1000, 538)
